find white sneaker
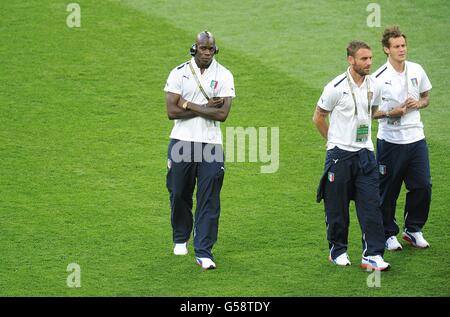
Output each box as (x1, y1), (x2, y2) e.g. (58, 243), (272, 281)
(402, 230), (430, 248)
(361, 255), (391, 271)
(385, 236), (403, 251)
(329, 253), (351, 266)
(195, 257), (216, 270)
(173, 242), (188, 255)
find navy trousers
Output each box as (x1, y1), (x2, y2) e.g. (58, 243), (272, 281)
(317, 147), (385, 260)
(376, 138), (432, 238)
(166, 139), (225, 260)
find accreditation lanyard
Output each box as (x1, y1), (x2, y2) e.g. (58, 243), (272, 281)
(347, 72), (372, 143)
(346, 71), (372, 117)
(188, 61), (218, 128)
(404, 64), (409, 99)
(188, 62), (210, 101)
(387, 64), (408, 126)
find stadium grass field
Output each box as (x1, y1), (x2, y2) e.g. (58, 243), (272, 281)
(1, 0), (449, 296)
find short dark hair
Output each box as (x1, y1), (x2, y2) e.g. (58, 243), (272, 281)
(381, 26), (407, 50)
(347, 41), (371, 57)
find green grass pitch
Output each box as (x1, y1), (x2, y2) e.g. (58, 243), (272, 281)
(1, 0), (449, 296)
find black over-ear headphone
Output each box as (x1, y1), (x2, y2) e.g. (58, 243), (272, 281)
(189, 31), (219, 56)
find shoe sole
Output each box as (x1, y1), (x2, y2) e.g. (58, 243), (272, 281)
(360, 263), (391, 271)
(402, 235), (430, 249)
(196, 260), (216, 270)
(386, 246), (402, 251)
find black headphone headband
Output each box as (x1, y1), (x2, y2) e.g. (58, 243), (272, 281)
(189, 43), (219, 56)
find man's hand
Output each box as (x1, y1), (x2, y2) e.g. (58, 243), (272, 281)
(405, 97), (421, 110)
(206, 97), (224, 108)
(166, 92), (198, 120)
(176, 97), (232, 122)
(389, 103), (407, 117)
(405, 91), (430, 110)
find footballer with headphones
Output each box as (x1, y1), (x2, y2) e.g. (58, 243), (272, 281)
(164, 31), (235, 270)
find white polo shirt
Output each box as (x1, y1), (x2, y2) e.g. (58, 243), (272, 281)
(164, 58), (235, 145)
(372, 60), (432, 144)
(317, 68), (381, 152)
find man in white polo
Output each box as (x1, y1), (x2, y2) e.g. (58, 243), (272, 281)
(164, 31), (235, 270)
(314, 41), (392, 271)
(372, 26), (432, 251)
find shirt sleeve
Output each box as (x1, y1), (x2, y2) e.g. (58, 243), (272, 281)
(217, 71), (236, 98)
(317, 83), (339, 111)
(372, 80), (382, 107)
(419, 66), (432, 93)
(163, 68), (182, 95)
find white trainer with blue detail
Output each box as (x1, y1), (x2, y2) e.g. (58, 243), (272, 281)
(329, 252), (351, 266)
(402, 230), (430, 248)
(360, 255), (391, 271)
(385, 236), (403, 251)
(196, 257), (216, 270)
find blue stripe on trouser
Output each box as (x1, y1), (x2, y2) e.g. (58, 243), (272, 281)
(166, 139), (225, 260)
(376, 139), (432, 237)
(319, 147), (385, 259)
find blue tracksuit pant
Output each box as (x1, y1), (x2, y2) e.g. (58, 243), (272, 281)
(376, 138), (432, 238)
(317, 147), (385, 260)
(166, 139), (225, 260)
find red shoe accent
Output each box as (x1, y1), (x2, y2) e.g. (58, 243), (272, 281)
(402, 235), (413, 244)
(360, 263), (390, 271)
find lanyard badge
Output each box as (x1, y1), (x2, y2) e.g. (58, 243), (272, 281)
(356, 122), (369, 142)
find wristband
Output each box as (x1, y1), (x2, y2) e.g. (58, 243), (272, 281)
(182, 101), (189, 110)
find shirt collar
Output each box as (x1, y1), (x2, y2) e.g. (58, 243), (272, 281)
(346, 67), (368, 88)
(190, 57), (217, 75)
(386, 59), (407, 75)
